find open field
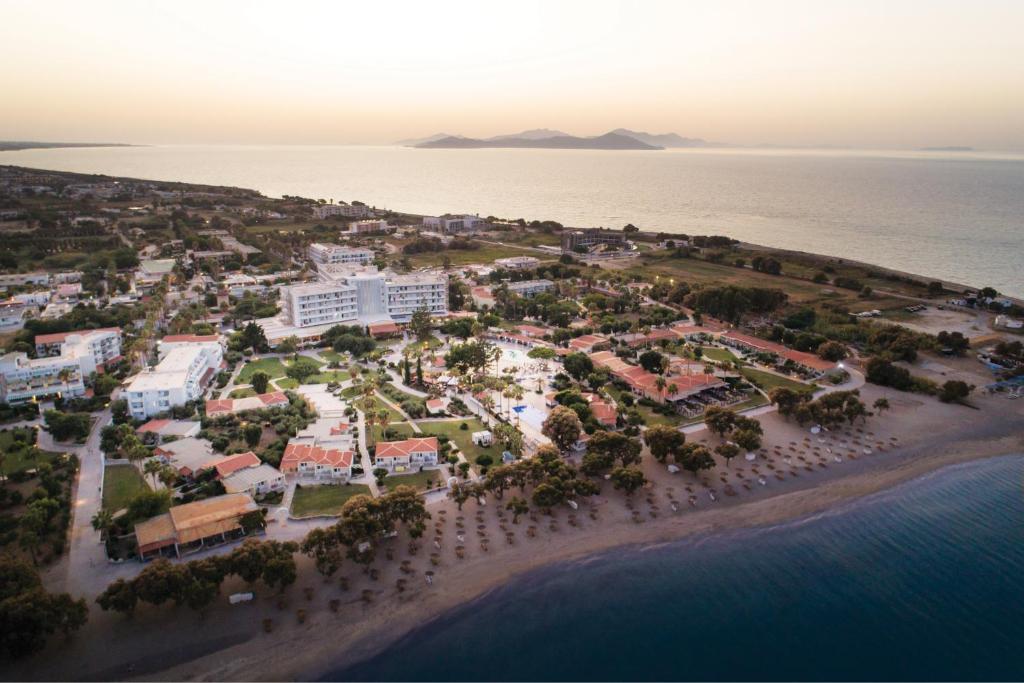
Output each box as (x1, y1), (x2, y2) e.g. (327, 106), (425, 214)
(305, 370), (350, 384)
(372, 422), (416, 445)
(416, 418), (494, 463)
(382, 468), (442, 492)
(739, 367), (817, 394)
(102, 465), (149, 513)
(237, 357), (287, 382)
(618, 254), (916, 312)
(392, 240), (543, 268)
(290, 483), (371, 518)
(698, 346), (738, 362)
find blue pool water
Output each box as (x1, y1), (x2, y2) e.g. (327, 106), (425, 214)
(332, 455), (1024, 681)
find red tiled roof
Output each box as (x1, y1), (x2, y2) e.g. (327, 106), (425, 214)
(280, 442), (353, 470)
(425, 398), (445, 410)
(517, 324), (547, 337)
(368, 321), (400, 335)
(568, 334), (607, 350)
(205, 399), (234, 416)
(214, 452), (261, 478)
(375, 436), (439, 459)
(35, 327), (121, 345)
(136, 419), (170, 434)
(782, 349), (837, 372)
(258, 391), (289, 406)
(589, 400), (617, 426)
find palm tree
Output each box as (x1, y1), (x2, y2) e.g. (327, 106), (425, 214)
(91, 509), (113, 535)
(143, 458), (163, 487)
(654, 376), (667, 398)
(158, 465), (179, 490)
(873, 397), (890, 415)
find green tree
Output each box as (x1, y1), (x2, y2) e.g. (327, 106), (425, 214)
(715, 442), (741, 467)
(643, 425), (686, 463)
(939, 380), (973, 404)
(0, 558), (88, 658)
(250, 371), (270, 394)
(677, 444), (715, 477)
(873, 397), (890, 415)
(541, 406), (583, 453)
(768, 387), (804, 419)
(562, 352), (594, 381)
(610, 466), (646, 495)
(409, 306), (433, 341)
(505, 496), (529, 523)
(243, 423), (262, 448)
(703, 406), (737, 438)
(733, 429), (762, 454)
(373, 467), (389, 487)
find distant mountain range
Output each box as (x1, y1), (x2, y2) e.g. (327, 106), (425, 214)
(0, 141), (134, 152)
(400, 128), (722, 150)
(609, 129), (720, 148)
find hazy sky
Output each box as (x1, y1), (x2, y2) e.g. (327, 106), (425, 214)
(2, 0), (1023, 150)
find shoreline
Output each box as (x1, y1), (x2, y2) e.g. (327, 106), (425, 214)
(142, 417), (1024, 682)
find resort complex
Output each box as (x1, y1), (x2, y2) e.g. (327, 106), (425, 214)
(0, 164), (1021, 681)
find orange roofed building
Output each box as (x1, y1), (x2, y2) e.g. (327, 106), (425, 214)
(280, 441), (354, 481)
(134, 493), (260, 561)
(374, 436), (439, 473)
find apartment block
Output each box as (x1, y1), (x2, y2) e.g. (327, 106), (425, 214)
(307, 243), (374, 266)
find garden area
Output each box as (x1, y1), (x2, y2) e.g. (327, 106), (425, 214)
(0, 427), (63, 475)
(102, 465), (149, 513)
(383, 469), (441, 492)
(237, 357), (287, 383)
(417, 419), (494, 465)
(290, 483), (371, 518)
(739, 367), (816, 394)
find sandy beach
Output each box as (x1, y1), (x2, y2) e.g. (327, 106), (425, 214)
(5, 377), (1021, 683)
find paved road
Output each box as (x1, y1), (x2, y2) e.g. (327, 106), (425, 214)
(62, 408), (119, 597)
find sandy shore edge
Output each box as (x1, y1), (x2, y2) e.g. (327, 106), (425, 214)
(141, 429), (1022, 683)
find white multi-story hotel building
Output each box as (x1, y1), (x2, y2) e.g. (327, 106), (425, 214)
(307, 243), (374, 266)
(348, 219), (391, 234)
(506, 279), (555, 297)
(311, 202), (369, 220)
(494, 256), (540, 270)
(281, 282), (360, 328)
(124, 338), (223, 419)
(267, 265), (447, 340)
(35, 328), (123, 372)
(0, 328), (125, 403)
(423, 214), (486, 234)
(0, 352), (85, 403)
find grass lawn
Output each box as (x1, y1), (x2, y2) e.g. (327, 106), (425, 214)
(237, 357), (287, 382)
(416, 418), (495, 463)
(698, 346), (738, 362)
(102, 465), (149, 513)
(403, 243), (542, 268)
(403, 335), (443, 355)
(290, 483), (371, 518)
(229, 387), (257, 399)
(317, 350), (344, 364)
(383, 469), (441, 492)
(275, 377), (299, 390)
(304, 369), (351, 384)
(0, 428), (63, 474)
(371, 422), (415, 445)
(739, 367), (816, 394)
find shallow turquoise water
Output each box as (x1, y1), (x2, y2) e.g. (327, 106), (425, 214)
(333, 455), (1024, 681)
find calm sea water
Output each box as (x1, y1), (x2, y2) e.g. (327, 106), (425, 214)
(333, 455), (1024, 681)
(3, 145), (1023, 296)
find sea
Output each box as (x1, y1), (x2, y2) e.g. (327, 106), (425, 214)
(332, 455), (1024, 681)
(2, 145), (1023, 297)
